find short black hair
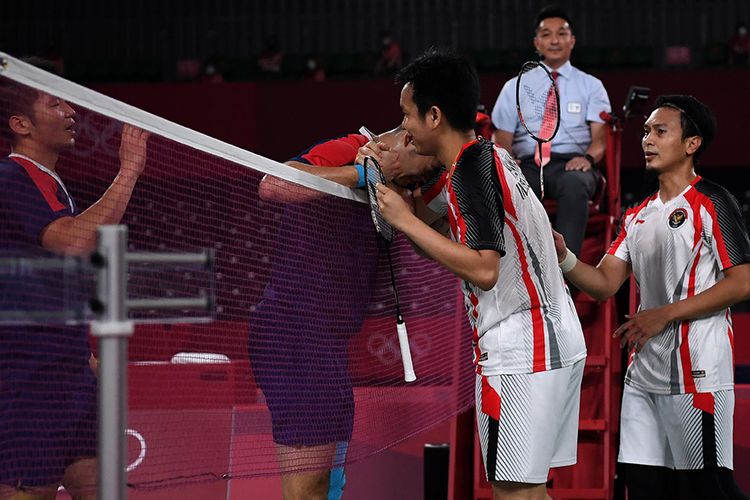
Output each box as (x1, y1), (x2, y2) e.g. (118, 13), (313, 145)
(0, 57), (61, 146)
(535, 6), (573, 32)
(395, 48), (479, 132)
(654, 94), (716, 162)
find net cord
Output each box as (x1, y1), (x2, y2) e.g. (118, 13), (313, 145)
(0, 52), (366, 203)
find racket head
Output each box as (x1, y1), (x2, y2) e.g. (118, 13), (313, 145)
(363, 156), (394, 243)
(515, 60), (561, 143)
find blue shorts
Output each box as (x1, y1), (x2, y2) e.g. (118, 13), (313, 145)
(0, 325), (97, 487)
(249, 301), (356, 447)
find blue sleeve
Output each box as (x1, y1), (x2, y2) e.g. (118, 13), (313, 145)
(585, 76), (611, 123)
(491, 79), (519, 133)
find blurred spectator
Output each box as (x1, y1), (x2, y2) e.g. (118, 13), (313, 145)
(201, 56), (225, 83)
(729, 22), (750, 65)
(257, 36), (284, 74)
(176, 59), (202, 81)
(304, 57), (326, 82)
(375, 31), (402, 75)
(42, 38), (65, 75)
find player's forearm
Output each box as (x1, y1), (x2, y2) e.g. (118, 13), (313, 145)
(258, 161), (360, 202)
(259, 175), (330, 202)
(286, 161), (359, 187)
(562, 258), (622, 301)
(41, 172), (139, 255)
(399, 213), (499, 290)
(661, 265), (750, 323)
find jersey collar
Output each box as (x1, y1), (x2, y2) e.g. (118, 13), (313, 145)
(9, 152), (75, 212)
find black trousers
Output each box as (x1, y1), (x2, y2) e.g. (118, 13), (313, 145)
(620, 463), (750, 500)
(519, 154), (599, 256)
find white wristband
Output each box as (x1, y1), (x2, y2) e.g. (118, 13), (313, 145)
(559, 248), (578, 274)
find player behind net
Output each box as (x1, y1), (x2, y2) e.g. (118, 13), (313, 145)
(0, 58), (149, 499)
(250, 125), (439, 500)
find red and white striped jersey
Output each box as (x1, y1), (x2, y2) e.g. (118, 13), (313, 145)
(422, 139), (586, 375)
(608, 176), (750, 394)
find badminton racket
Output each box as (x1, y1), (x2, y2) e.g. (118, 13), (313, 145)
(515, 61), (561, 199)
(363, 156), (416, 383)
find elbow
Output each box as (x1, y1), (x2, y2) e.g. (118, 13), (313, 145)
(475, 268), (499, 292)
(739, 279), (750, 303)
(258, 176), (281, 202)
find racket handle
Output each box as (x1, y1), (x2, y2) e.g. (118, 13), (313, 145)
(396, 320), (416, 382)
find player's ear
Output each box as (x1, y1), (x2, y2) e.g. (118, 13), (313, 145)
(429, 106), (442, 130)
(685, 135), (702, 156)
(8, 114), (32, 138)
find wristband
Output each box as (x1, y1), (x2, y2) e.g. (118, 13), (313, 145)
(559, 248), (578, 273)
(583, 153), (595, 167)
(354, 163), (366, 188)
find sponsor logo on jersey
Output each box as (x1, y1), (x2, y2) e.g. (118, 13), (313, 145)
(691, 370), (706, 378)
(668, 208), (688, 229)
(479, 352), (488, 362)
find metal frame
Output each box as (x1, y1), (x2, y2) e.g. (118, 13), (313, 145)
(91, 225), (212, 500)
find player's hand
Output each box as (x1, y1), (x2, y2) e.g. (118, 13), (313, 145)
(551, 229), (568, 262)
(119, 124), (151, 178)
(375, 182), (414, 230)
(377, 148), (406, 182)
(564, 156), (592, 172)
(613, 307), (673, 353)
(356, 140), (390, 167)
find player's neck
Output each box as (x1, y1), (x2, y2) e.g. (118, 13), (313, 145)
(12, 143), (59, 171)
(439, 130), (478, 168)
(658, 166), (697, 202)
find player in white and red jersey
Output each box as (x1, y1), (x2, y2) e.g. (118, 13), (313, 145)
(375, 49), (586, 500)
(554, 94), (750, 499)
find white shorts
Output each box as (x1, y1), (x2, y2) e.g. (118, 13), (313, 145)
(618, 383), (734, 470)
(475, 359), (585, 484)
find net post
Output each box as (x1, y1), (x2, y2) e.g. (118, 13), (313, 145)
(91, 225), (133, 500)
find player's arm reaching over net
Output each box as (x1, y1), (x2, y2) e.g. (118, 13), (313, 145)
(41, 125), (149, 255)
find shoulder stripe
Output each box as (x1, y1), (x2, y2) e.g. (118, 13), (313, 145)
(11, 157), (66, 211)
(608, 192), (656, 255)
(492, 149), (517, 220)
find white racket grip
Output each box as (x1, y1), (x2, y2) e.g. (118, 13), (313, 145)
(396, 321), (417, 382)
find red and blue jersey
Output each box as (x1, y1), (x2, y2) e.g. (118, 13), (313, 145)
(0, 153), (76, 254)
(289, 134), (369, 167)
(0, 152), (82, 329)
(0, 154), (96, 487)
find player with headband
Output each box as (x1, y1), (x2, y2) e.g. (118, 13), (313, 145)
(249, 126), (439, 500)
(376, 48), (586, 500)
(553, 95), (750, 499)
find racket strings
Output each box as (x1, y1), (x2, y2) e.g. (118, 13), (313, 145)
(516, 61), (562, 199)
(364, 157), (394, 243)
